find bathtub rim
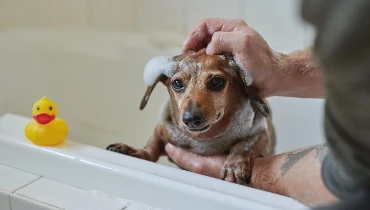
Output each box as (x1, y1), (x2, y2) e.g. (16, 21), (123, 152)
(0, 113), (307, 210)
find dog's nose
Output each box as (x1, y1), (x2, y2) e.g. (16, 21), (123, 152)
(182, 111), (204, 129)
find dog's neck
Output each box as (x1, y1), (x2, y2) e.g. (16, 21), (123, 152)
(160, 98), (267, 155)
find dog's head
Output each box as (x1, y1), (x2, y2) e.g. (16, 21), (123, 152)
(140, 49), (270, 140)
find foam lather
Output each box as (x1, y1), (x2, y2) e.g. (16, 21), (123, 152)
(143, 56), (177, 86)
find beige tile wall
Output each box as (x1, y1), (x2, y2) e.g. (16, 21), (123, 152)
(86, 0), (136, 29)
(0, 0), (314, 50)
(0, 0), (136, 30)
(0, 0), (88, 29)
(137, 0), (186, 33)
(185, 0), (244, 32)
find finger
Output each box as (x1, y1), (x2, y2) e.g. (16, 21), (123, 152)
(165, 143), (200, 171)
(165, 143), (225, 178)
(206, 31), (247, 55)
(182, 18), (248, 53)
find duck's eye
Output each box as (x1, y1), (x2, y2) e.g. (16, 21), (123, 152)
(36, 106), (40, 110)
(172, 79), (185, 92)
(49, 106), (53, 111)
(208, 76), (226, 91)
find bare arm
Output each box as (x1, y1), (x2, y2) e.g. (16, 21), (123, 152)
(165, 143), (338, 207)
(272, 49), (324, 98)
(249, 144), (337, 207)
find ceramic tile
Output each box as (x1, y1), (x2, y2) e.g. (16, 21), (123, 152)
(86, 0), (135, 30)
(137, 0), (186, 33)
(185, 0), (243, 32)
(0, 0), (87, 29)
(0, 164), (39, 192)
(242, 0), (306, 52)
(10, 194), (61, 210)
(0, 189), (11, 210)
(14, 178), (129, 210)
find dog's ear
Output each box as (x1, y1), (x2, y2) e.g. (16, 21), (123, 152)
(246, 85), (270, 118)
(236, 70), (270, 117)
(140, 55), (183, 110)
(140, 74), (167, 110)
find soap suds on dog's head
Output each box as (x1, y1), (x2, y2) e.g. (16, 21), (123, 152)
(143, 51), (256, 87)
(231, 58), (253, 86)
(143, 56), (178, 86)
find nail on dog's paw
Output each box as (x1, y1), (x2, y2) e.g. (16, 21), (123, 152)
(106, 143), (133, 153)
(220, 155), (251, 185)
(106, 143), (148, 159)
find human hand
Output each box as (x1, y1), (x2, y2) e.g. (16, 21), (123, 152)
(165, 143), (227, 179)
(165, 143), (271, 188)
(182, 18), (284, 97)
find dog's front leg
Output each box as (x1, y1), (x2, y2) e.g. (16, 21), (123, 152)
(107, 125), (167, 162)
(220, 139), (256, 185)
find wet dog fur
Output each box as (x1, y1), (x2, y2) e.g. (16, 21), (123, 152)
(107, 49), (276, 185)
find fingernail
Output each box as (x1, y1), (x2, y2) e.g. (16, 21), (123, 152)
(206, 45), (211, 54)
(165, 143), (174, 153)
(182, 37), (190, 47)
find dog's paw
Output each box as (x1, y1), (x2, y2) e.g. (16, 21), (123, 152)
(106, 143), (149, 160)
(106, 143), (134, 154)
(220, 155), (251, 185)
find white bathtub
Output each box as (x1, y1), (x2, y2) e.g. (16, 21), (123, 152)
(0, 28), (321, 209)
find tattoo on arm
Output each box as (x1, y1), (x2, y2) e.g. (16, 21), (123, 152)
(280, 143), (328, 176)
(315, 143), (329, 162)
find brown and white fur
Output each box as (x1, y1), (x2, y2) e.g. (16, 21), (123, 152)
(107, 49), (276, 185)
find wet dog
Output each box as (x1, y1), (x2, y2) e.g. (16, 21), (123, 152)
(107, 49), (275, 185)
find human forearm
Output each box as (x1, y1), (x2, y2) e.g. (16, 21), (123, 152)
(249, 144), (338, 207)
(270, 49), (325, 98)
(166, 142), (339, 206)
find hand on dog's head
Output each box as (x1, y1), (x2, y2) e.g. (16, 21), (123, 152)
(140, 49), (270, 140)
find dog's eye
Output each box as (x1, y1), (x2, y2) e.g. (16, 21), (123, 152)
(208, 76), (226, 91)
(172, 79), (185, 92)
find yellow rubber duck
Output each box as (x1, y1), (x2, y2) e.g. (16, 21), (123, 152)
(25, 96), (68, 146)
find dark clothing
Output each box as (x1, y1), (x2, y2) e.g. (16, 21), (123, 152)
(300, 0), (370, 209)
(313, 192), (370, 210)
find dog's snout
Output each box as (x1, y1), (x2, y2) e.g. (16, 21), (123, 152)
(182, 111), (204, 129)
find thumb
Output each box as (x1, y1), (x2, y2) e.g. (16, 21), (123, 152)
(165, 143), (201, 172)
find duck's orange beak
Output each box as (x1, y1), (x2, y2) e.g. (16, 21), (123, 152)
(33, 113), (55, 124)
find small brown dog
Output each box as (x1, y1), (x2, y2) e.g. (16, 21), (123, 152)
(107, 49), (275, 185)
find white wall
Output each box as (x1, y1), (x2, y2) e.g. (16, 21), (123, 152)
(0, 0), (324, 159)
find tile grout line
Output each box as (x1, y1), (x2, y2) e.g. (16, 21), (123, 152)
(11, 193), (63, 210)
(0, 162), (40, 177)
(11, 176), (42, 193)
(8, 192), (12, 210)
